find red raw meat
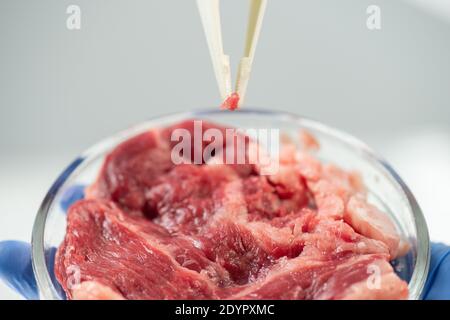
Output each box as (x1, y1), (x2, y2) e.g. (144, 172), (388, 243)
(85, 130), (174, 216)
(55, 200), (226, 299)
(221, 92), (240, 111)
(147, 164), (240, 234)
(87, 120), (252, 216)
(56, 121), (408, 300)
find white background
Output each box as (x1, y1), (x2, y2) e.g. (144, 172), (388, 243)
(1, 0), (450, 299)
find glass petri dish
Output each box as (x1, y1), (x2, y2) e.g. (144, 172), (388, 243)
(32, 109), (430, 300)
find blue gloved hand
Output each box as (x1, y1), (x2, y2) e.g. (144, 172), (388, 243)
(1, 184), (449, 299)
(423, 242), (450, 300)
(0, 185), (85, 300)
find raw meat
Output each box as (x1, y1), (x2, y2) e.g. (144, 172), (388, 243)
(221, 92), (240, 110)
(56, 120), (408, 300)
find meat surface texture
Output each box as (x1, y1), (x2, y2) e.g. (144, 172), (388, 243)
(55, 120), (409, 300)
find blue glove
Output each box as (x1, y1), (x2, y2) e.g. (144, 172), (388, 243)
(1, 184), (449, 299)
(423, 242), (450, 299)
(0, 185), (85, 300)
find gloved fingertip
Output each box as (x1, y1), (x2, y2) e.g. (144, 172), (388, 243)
(423, 242), (450, 300)
(0, 241), (39, 300)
